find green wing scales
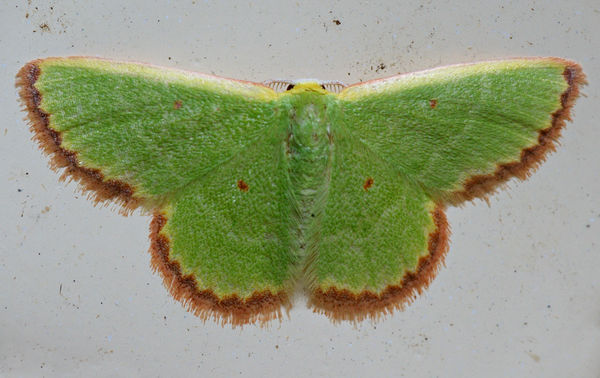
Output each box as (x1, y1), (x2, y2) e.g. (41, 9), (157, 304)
(18, 58), (279, 208)
(17, 57), (295, 325)
(338, 59), (585, 204)
(17, 57), (585, 325)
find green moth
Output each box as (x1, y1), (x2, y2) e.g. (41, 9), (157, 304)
(16, 57), (585, 326)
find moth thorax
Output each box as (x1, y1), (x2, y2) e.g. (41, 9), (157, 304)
(290, 104), (330, 148)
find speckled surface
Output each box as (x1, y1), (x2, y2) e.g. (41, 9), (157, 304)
(1, 1), (599, 377)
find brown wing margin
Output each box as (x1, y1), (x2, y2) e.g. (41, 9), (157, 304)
(449, 60), (587, 205)
(308, 205), (450, 322)
(149, 211), (291, 327)
(15, 61), (142, 214)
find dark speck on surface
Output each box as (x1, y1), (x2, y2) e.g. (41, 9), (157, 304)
(375, 62), (386, 73)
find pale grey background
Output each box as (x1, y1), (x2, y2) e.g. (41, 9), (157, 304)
(1, 1), (598, 377)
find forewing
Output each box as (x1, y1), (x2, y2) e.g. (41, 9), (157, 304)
(17, 57), (278, 211)
(338, 58), (585, 204)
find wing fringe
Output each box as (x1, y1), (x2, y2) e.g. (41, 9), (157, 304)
(16, 60), (142, 214)
(149, 212), (291, 327)
(450, 59), (587, 204)
(308, 205), (450, 322)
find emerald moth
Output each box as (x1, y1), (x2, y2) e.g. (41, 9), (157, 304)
(16, 57), (585, 326)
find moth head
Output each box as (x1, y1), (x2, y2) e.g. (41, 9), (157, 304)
(264, 79), (346, 94)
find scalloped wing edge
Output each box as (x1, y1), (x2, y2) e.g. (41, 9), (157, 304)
(149, 211), (291, 327)
(16, 60), (144, 215)
(308, 205), (450, 322)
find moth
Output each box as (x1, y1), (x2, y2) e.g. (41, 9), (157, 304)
(16, 57), (585, 326)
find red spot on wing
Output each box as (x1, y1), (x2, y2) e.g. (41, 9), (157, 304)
(237, 179), (249, 192)
(429, 99), (438, 109)
(174, 100), (183, 109)
(363, 177), (374, 191)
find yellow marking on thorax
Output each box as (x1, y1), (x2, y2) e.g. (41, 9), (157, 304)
(287, 82), (330, 95)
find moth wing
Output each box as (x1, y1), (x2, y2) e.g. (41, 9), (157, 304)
(305, 133), (449, 321)
(151, 126), (298, 326)
(17, 57), (278, 212)
(18, 58), (300, 326)
(338, 58), (585, 204)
